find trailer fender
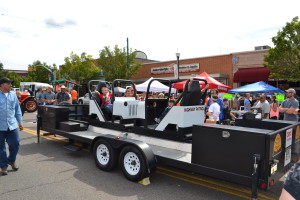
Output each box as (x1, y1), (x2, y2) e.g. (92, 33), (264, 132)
(91, 135), (156, 174)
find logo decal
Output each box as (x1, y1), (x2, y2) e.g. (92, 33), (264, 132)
(273, 134), (282, 153)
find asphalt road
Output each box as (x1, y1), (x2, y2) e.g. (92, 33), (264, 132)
(0, 111), (284, 200)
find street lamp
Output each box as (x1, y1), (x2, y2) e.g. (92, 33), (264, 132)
(176, 52), (180, 81)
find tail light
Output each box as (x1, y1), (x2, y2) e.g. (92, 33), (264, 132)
(269, 179), (275, 187)
(260, 183), (267, 189)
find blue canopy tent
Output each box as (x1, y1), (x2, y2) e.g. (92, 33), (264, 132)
(228, 81), (286, 94)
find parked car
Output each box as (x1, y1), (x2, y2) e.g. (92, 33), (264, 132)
(78, 93), (90, 104)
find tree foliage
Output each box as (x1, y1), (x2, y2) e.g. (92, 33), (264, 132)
(264, 17), (300, 81)
(60, 52), (100, 84)
(0, 62), (3, 75)
(27, 60), (53, 83)
(0, 62), (5, 78)
(6, 72), (23, 88)
(0, 62), (23, 87)
(98, 45), (141, 81)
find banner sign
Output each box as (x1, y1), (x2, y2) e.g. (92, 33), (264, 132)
(151, 63), (199, 75)
(275, 94), (285, 101)
(223, 93), (233, 100)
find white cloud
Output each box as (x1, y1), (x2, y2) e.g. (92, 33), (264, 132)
(0, 0), (299, 70)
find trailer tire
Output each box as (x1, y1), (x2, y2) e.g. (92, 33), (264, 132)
(119, 145), (148, 182)
(93, 139), (117, 171)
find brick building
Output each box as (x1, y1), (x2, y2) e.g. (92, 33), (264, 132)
(132, 46), (272, 90)
(132, 54), (233, 87)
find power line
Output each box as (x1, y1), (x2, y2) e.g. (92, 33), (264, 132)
(1, 12), (78, 30)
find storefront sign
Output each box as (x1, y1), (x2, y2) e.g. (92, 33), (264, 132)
(151, 63), (199, 75)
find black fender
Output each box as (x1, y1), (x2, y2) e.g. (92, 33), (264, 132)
(91, 135), (156, 174)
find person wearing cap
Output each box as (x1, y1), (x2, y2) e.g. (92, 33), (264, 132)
(0, 77), (23, 175)
(36, 88), (45, 106)
(56, 85), (70, 104)
(42, 85), (56, 105)
(279, 88), (299, 121)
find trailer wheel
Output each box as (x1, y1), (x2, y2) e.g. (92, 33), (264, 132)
(119, 145), (148, 182)
(24, 98), (38, 112)
(93, 139), (117, 171)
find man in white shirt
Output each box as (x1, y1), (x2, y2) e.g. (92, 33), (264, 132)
(255, 94), (270, 119)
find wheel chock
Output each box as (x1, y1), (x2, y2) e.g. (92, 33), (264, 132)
(138, 177), (150, 186)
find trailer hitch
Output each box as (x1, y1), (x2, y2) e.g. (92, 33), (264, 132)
(251, 154), (261, 200)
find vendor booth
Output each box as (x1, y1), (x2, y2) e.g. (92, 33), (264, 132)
(136, 77), (176, 93)
(173, 72), (231, 93)
(228, 81), (286, 94)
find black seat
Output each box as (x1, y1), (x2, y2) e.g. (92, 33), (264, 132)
(92, 82), (112, 120)
(180, 81), (202, 106)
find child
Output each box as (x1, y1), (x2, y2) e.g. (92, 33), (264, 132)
(98, 86), (113, 113)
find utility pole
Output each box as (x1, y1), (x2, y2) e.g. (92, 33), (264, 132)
(127, 37), (130, 79)
(176, 52), (180, 81)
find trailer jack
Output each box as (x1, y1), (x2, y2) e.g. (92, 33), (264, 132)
(251, 154), (261, 200)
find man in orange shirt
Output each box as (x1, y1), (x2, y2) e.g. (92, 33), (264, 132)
(70, 88), (78, 104)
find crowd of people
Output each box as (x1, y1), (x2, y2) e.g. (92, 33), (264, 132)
(227, 88), (300, 123)
(93, 82), (300, 125)
(35, 85), (78, 106)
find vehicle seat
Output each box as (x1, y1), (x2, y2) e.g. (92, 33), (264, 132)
(93, 82), (112, 120)
(180, 81), (201, 106)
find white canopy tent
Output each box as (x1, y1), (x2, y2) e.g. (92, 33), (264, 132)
(135, 77), (176, 93)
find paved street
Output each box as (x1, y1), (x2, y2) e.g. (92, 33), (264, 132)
(0, 111), (284, 200)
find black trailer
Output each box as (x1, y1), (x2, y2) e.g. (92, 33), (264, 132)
(36, 79), (300, 199)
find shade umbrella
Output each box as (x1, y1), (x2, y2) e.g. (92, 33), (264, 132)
(173, 71), (231, 93)
(228, 81), (286, 94)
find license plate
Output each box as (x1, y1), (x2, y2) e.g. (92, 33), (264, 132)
(271, 163), (277, 175)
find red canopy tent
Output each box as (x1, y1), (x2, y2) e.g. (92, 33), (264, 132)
(173, 72), (232, 93)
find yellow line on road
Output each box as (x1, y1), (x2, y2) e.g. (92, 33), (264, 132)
(157, 170), (252, 199)
(157, 167), (276, 200)
(22, 128), (89, 152)
(22, 128), (67, 143)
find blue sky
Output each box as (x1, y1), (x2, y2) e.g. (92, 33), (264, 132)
(0, 0), (299, 70)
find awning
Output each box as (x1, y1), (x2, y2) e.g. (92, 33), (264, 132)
(233, 67), (270, 82)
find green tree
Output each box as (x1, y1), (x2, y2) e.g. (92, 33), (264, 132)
(0, 62), (23, 87)
(27, 60), (54, 83)
(264, 17), (300, 81)
(6, 72), (23, 88)
(61, 52), (100, 84)
(0, 62), (4, 76)
(98, 45), (141, 81)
